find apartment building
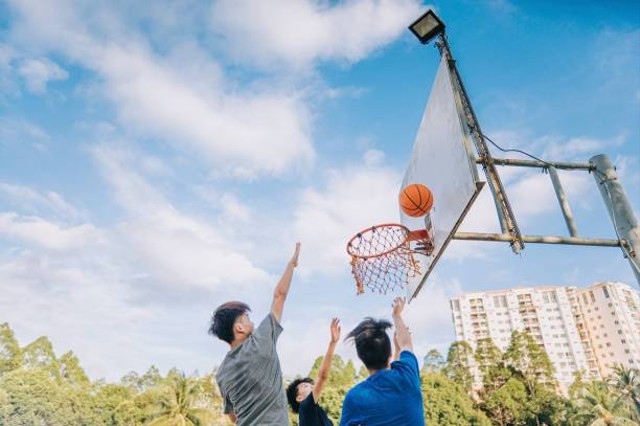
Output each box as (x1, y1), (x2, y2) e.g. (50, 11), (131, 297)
(574, 282), (640, 377)
(449, 281), (640, 389)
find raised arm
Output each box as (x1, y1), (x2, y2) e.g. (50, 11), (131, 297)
(270, 242), (300, 323)
(312, 318), (341, 402)
(392, 297), (413, 353)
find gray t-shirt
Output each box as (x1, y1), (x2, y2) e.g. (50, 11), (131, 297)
(216, 313), (289, 426)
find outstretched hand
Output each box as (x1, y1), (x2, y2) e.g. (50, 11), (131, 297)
(330, 318), (341, 343)
(289, 242), (301, 267)
(392, 297), (406, 317)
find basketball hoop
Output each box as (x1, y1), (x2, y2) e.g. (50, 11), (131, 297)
(346, 223), (433, 295)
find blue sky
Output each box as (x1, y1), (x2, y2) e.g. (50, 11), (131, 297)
(0, 0), (638, 381)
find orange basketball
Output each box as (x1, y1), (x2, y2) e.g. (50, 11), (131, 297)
(399, 184), (433, 217)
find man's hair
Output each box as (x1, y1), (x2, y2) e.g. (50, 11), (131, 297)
(286, 377), (314, 413)
(345, 317), (392, 370)
(208, 301), (251, 344)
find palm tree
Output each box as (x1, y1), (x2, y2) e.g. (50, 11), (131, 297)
(608, 364), (640, 420)
(146, 371), (215, 426)
(572, 381), (637, 426)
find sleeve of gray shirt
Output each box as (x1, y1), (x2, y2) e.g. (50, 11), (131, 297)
(223, 393), (233, 414)
(253, 312), (283, 347)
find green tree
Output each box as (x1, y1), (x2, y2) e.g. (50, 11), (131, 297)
(608, 364), (640, 421)
(481, 377), (528, 426)
(59, 351), (90, 386)
(0, 367), (92, 425)
(474, 338), (510, 393)
(422, 372), (491, 425)
(92, 382), (141, 426)
(0, 323), (22, 375)
(572, 381), (637, 425)
(504, 330), (555, 395)
(147, 371), (215, 426)
(444, 341), (474, 393)
(423, 349), (445, 373)
(22, 336), (61, 381)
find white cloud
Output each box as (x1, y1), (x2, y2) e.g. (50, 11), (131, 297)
(0, 182), (83, 220)
(294, 153), (401, 276)
(0, 116), (49, 148)
(9, 0), (315, 177)
(210, 0), (423, 69)
(0, 212), (104, 251)
(92, 144), (271, 292)
(18, 57), (68, 94)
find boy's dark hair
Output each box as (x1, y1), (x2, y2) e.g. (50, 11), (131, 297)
(345, 317), (392, 370)
(286, 377), (314, 413)
(208, 301), (251, 344)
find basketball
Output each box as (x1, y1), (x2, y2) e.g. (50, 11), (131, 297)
(399, 184), (433, 217)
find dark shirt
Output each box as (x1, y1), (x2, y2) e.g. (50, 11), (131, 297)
(299, 393), (333, 426)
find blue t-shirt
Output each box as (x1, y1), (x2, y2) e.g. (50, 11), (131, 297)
(339, 351), (424, 426)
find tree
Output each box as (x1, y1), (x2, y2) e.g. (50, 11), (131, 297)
(0, 367), (92, 425)
(608, 364), (640, 421)
(0, 323), (22, 375)
(59, 351), (90, 386)
(22, 336), (61, 381)
(423, 349), (445, 373)
(444, 341), (474, 393)
(572, 381), (637, 425)
(481, 377), (528, 426)
(147, 371), (216, 426)
(474, 338), (510, 393)
(504, 330), (555, 395)
(422, 372), (491, 425)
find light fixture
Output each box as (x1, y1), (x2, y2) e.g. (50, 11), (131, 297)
(408, 9), (445, 44)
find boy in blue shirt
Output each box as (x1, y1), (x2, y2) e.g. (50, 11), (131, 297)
(340, 297), (424, 426)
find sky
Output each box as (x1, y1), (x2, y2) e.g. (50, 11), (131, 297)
(0, 0), (639, 381)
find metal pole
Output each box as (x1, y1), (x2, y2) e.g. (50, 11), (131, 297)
(452, 232), (620, 247)
(479, 157), (592, 171)
(548, 166), (579, 237)
(436, 34), (524, 254)
(590, 154), (640, 284)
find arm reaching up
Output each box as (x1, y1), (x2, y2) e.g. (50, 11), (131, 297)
(392, 297), (413, 353)
(270, 242), (300, 323)
(313, 318), (341, 402)
(393, 332), (401, 361)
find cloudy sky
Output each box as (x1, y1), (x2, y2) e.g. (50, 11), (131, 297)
(1, 0), (638, 381)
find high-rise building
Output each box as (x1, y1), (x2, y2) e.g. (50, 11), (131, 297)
(574, 282), (640, 377)
(449, 281), (639, 390)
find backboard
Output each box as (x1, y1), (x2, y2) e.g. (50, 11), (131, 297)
(402, 57), (484, 301)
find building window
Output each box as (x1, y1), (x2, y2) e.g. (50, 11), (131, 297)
(618, 330), (623, 334)
(603, 287), (610, 298)
(590, 291), (596, 302)
(621, 339), (626, 344)
(606, 343), (611, 347)
(583, 294), (589, 304)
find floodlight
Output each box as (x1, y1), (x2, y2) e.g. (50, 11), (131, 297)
(408, 10), (445, 44)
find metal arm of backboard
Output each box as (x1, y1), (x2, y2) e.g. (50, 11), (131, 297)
(435, 33), (524, 254)
(453, 154), (640, 284)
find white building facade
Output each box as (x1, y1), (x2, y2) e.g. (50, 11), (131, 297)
(450, 281), (640, 389)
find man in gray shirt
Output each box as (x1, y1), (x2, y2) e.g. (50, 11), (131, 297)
(209, 243), (300, 425)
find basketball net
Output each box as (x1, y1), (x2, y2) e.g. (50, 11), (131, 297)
(346, 222), (433, 295)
